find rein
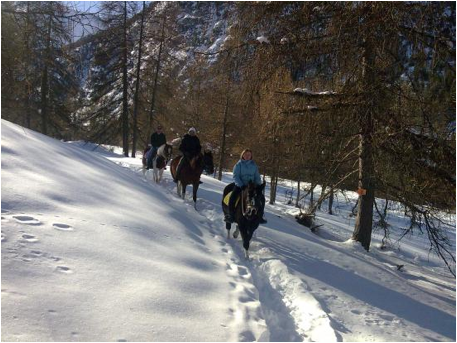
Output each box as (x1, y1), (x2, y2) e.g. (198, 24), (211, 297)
(241, 188), (258, 219)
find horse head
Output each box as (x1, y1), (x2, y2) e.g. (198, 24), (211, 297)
(163, 144), (172, 162)
(158, 143), (173, 161)
(242, 181), (265, 221)
(189, 153), (202, 170)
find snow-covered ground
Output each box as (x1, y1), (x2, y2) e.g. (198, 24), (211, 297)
(2, 119), (455, 342)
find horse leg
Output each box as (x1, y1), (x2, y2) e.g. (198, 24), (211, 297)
(152, 159), (156, 182)
(193, 182), (199, 209)
(244, 227), (256, 259)
(239, 226), (251, 258)
(181, 184), (186, 199)
(153, 167), (158, 183)
(226, 222), (231, 239)
(233, 225), (240, 239)
(159, 168), (164, 182)
(177, 181), (182, 197)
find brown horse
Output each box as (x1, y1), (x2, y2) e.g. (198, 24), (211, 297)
(170, 151), (214, 209)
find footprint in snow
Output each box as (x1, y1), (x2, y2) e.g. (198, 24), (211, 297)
(237, 265), (250, 276)
(239, 330), (256, 342)
(22, 250), (43, 259)
(53, 223), (73, 231)
(21, 234), (39, 243)
(55, 266), (73, 274)
(13, 215), (41, 225)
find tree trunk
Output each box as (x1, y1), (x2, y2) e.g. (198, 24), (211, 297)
(328, 185), (334, 215)
(295, 179), (301, 207)
(318, 185), (326, 210)
(131, 1), (145, 158)
(218, 95), (229, 181)
(352, 37), (376, 251)
(147, 15), (166, 144)
(269, 175), (276, 205)
(40, 14), (52, 135)
(309, 183), (315, 208)
(269, 159), (279, 204)
(121, 1), (129, 157)
(24, 2), (31, 129)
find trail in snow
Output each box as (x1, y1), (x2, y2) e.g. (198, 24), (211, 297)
(137, 165), (338, 342)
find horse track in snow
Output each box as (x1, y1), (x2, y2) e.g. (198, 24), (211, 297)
(142, 168), (337, 342)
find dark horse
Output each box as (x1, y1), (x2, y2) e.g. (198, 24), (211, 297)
(170, 151), (214, 209)
(222, 181), (265, 259)
(202, 149), (215, 175)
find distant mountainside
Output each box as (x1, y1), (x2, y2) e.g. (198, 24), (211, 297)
(71, 1), (232, 137)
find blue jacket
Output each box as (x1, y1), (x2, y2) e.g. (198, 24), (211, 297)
(233, 159), (262, 188)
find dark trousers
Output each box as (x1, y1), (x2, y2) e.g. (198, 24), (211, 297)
(147, 147), (158, 169)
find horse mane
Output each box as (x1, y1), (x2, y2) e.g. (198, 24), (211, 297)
(157, 143), (172, 159)
(189, 153), (202, 170)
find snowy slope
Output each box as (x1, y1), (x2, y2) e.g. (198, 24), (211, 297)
(1, 120), (264, 342)
(1, 120), (455, 342)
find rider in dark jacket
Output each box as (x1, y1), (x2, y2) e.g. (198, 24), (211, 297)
(147, 126), (166, 169)
(151, 126), (166, 148)
(173, 127), (201, 182)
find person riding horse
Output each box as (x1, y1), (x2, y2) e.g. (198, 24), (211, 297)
(225, 149), (267, 224)
(147, 125), (166, 170)
(173, 127), (202, 183)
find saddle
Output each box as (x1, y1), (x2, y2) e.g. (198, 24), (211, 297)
(155, 155), (166, 169)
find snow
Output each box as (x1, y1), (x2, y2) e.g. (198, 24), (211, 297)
(174, 50), (188, 61)
(257, 36), (270, 44)
(294, 88), (337, 95)
(2, 119), (456, 342)
(207, 36), (226, 53)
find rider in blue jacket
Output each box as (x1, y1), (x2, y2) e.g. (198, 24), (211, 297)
(225, 149), (267, 224)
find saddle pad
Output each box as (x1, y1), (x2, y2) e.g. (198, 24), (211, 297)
(223, 191), (240, 207)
